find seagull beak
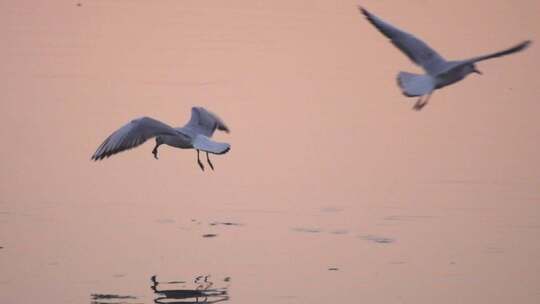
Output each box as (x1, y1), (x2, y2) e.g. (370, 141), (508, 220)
(473, 67), (482, 75)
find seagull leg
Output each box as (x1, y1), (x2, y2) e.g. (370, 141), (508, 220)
(413, 93), (432, 111)
(413, 96), (424, 111)
(206, 152), (214, 171)
(421, 92), (432, 109)
(197, 150), (205, 171)
(152, 142), (161, 159)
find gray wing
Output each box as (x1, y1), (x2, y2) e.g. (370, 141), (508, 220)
(182, 107), (230, 137)
(467, 40), (531, 64)
(92, 117), (179, 160)
(192, 135), (230, 155)
(359, 7), (448, 75)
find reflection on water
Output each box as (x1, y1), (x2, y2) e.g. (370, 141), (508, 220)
(209, 222), (242, 227)
(152, 275), (229, 304)
(358, 235), (395, 244)
(91, 294), (140, 304)
(329, 229), (349, 235)
(291, 227), (322, 234)
(91, 275), (229, 304)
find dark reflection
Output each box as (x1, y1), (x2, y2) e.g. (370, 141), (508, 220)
(202, 234), (218, 238)
(90, 293), (139, 304)
(151, 275), (229, 304)
(358, 234), (395, 244)
(209, 222), (241, 226)
(91, 275), (229, 304)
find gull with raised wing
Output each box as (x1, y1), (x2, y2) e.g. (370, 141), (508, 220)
(91, 107), (230, 171)
(359, 7), (531, 110)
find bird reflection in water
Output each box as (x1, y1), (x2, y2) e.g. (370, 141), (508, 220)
(90, 275), (229, 304)
(151, 275), (229, 304)
(90, 293), (140, 304)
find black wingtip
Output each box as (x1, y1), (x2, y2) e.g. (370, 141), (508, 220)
(358, 6), (378, 26)
(218, 125), (230, 134)
(511, 40), (532, 53)
(358, 6), (369, 17)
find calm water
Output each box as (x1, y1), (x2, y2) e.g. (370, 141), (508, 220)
(1, 1), (540, 303)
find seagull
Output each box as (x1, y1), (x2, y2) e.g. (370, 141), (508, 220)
(91, 107), (230, 171)
(359, 7), (531, 110)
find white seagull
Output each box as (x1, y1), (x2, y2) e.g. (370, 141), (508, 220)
(91, 107), (230, 171)
(359, 7), (531, 110)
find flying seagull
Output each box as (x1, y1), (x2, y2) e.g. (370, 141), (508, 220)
(359, 7), (531, 110)
(91, 107), (230, 171)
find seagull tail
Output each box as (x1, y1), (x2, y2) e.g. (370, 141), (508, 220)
(193, 135), (231, 155)
(397, 72), (435, 97)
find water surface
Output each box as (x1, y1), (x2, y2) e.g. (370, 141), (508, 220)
(1, 1), (540, 303)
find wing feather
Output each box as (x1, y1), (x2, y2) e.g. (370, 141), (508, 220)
(359, 7), (448, 75)
(182, 107), (229, 137)
(91, 117), (179, 160)
(467, 40), (531, 63)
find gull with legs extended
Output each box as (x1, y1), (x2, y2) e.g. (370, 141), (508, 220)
(91, 107), (230, 171)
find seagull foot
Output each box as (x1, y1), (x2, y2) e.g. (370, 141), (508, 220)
(198, 160), (205, 171)
(413, 101), (426, 111)
(206, 153), (214, 171)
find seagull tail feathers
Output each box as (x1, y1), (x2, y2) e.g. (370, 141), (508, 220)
(397, 72), (435, 97)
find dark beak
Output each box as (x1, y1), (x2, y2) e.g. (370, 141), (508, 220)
(473, 67), (482, 75)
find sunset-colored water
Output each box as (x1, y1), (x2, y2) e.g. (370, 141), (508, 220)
(1, 1), (539, 303)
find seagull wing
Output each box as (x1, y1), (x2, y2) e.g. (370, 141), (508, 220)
(92, 117), (179, 160)
(467, 40), (531, 64)
(359, 7), (448, 75)
(182, 107), (229, 138)
(192, 135), (231, 155)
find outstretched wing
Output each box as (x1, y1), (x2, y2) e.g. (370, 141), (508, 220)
(92, 117), (179, 160)
(192, 135), (230, 155)
(359, 7), (448, 75)
(182, 107), (229, 138)
(467, 40), (531, 64)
